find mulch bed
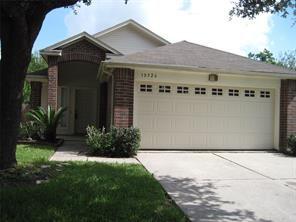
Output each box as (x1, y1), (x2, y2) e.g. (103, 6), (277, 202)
(17, 138), (64, 147)
(0, 162), (69, 187)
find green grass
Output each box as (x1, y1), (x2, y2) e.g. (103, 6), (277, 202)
(1, 146), (187, 222)
(16, 144), (55, 165)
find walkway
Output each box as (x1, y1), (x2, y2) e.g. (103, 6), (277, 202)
(50, 136), (139, 164)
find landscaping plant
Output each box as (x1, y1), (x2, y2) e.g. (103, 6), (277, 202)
(86, 126), (141, 157)
(27, 106), (66, 142)
(287, 135), (296, 156)
(19, 121), (40, 140)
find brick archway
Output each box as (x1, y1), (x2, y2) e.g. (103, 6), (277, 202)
(47, 39), (106, 109)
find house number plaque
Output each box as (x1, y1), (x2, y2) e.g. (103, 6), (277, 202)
(141, 73), (157, 78)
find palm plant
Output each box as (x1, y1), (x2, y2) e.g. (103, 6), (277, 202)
(27, 106), (66, 142)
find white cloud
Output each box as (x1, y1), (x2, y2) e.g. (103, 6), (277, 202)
(64, 0), (273, 56)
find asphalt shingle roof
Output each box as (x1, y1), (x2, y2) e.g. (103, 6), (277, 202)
(109, 41), (296, 75)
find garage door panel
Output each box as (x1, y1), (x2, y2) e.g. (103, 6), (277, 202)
(174, 118), (193, 131)
(135, 83), (275, 150)
(193, 102), (209, 113)
(155, 117), (173, 130)
(137, 116), (154, 130)
(156, 101), (173, 113)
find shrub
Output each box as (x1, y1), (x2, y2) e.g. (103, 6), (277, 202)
(86, 126), (141, 157)
(86, 126), (112, 155)
(27, 106), (66, 142)
(287, 135), (296, 156)
(19, 121), (40, 140)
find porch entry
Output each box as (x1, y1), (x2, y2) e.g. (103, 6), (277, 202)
(75, 88), (97, 134)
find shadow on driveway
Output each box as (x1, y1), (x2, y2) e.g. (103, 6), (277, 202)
(158, 175), (272, 222)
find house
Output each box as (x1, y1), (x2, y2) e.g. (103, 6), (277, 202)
(27, 19), (296, 150)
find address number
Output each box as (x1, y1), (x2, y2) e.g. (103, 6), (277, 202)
(141, 73), (157, 78)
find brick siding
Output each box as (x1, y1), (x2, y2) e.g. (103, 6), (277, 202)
(47, 63), (58, 109)
(280, 79), (296, 149)
(113, 68), (135, 128)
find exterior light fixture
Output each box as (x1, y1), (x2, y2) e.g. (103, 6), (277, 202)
(209, 73), (218, 82)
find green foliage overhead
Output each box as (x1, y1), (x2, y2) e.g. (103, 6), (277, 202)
(22, 80), (31, 104)
(27, 52), (48, 73)
(230, 0), (296, 20)
(277, 50), (296, 71)
(248, 48), (296, 71)
(248, 49), (277, 64)
(27, 106), (66, 142)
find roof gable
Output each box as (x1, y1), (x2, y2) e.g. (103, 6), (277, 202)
(94, 19), (170, 46)
(40, 32), (121, 56)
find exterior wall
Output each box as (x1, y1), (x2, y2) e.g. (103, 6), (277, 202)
(97, 25), (164, 54)
(280, 79), (296, 149)
(134, 67), (281, 149)
(113, 68), (135, 127)
(30, 81), (42, 108)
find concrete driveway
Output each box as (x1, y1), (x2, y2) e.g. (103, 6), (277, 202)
(137, 152), (296, 222)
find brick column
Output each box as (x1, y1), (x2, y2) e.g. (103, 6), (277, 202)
(113, 68), (134, 128)
(30, 81), (42, 108)
(47, 57), (58, 109)
(279, 79), (296, 149)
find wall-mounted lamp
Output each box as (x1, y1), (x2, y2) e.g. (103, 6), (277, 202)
(209, 73), (218, 82)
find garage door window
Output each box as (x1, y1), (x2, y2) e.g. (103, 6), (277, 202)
(260, 90), (271, 98)
(177, 86), (189, 94)
(229, 89), (239, 97)
(212, 88), (223, 96)
(195, 87), (206, 95)
(140, 84), (153, 92)
(159, 85), (171, 93)
(245, 90), (255, 97)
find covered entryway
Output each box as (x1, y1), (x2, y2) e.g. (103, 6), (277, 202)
(134, 82), (275, 149)
(74, 88), (97, 134)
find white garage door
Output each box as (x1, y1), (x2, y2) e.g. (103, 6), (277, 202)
(134, 83), (275, 150)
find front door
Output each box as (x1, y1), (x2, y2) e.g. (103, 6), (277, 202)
(75, 88), (97, 134)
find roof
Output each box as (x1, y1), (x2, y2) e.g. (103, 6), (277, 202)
(27, 68), (48, 77)
(94, 19), (170, 45)
(40, 32), (122, 56)
(105, 41), (296, 76)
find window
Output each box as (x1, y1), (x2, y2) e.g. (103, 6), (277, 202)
(159, 85), (171, 93)
(140, 84), (152, 92)
(177, 86), (189, 94)
(245, 90), (255, 97)
(195, 87), (206, 95)
(229, 89), (239, 97)
(212, 88), (223, 96)
(260, 90), (271, 98)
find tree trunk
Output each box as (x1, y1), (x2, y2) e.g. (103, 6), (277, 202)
(0, 15), (32, 169)
(0, 0), (81, 170)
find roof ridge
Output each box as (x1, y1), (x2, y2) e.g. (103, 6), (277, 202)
(176, 41), (294, 72)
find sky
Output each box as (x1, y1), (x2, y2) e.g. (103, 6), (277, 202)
(33, 0), (296, 57)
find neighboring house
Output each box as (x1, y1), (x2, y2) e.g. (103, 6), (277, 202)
(26, 19), (296, 150)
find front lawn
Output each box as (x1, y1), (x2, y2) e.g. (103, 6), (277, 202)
(16, 144), (55, 164)
(1, 146), (187, 222)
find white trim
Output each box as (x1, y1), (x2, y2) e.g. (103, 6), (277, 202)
(40, 32), (122, 56)
(102, 61), (296, 79)
(94, 19), (170, 45)
(26, 75), (48, 82)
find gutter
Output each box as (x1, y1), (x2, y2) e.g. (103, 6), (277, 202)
(101, 61), (296, 79)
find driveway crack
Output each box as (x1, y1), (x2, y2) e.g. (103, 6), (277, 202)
(212, 153), (275, 180)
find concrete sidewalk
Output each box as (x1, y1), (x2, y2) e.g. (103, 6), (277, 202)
(138, 151), (296, 222)
(50, 139), (139, 164)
